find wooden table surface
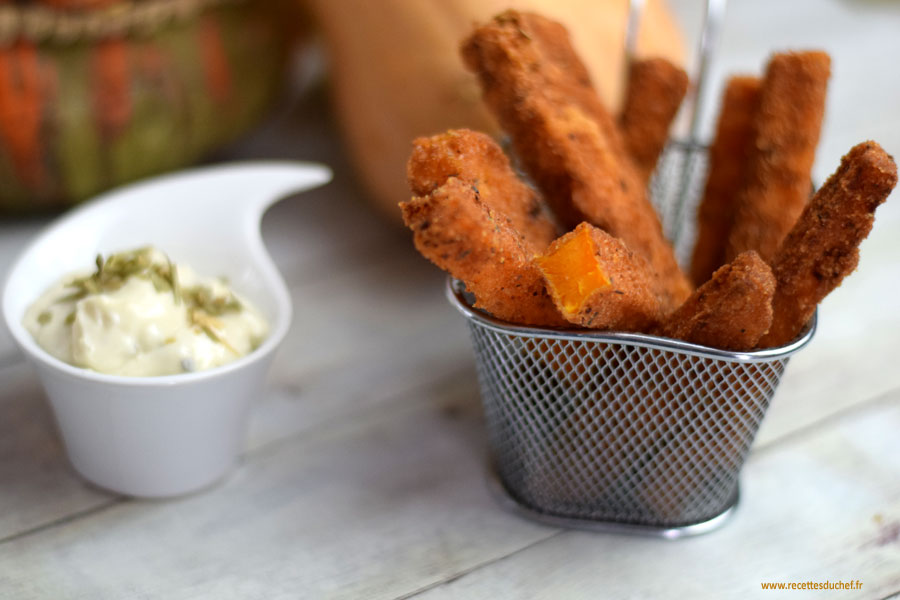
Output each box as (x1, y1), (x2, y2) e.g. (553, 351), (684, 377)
(1, 1), (899, 598)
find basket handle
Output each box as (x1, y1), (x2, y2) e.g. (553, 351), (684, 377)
(625, 0), (728, 144)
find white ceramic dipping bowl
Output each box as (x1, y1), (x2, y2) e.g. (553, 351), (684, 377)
(2, 162), (331, 498)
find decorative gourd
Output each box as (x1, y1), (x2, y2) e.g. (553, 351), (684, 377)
(0, 0), (297, 211)
(304, 0), (685, 222)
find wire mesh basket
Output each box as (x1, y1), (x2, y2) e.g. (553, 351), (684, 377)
(447, 141), (816, 537)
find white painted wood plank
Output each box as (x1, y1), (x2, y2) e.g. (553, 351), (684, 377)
(2, 366), (897, 599)
(246, 211), (474, 452)
(0, 218), (48, 360)
(410, 396), (900, 600)
(0, 377), (558, 600)
(0, 362), (116, 540)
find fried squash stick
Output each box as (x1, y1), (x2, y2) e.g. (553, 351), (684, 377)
(407, 129), (559, 254)
(760, 141), (897, 347)
(462, 10), (692, 310)
(619, 57), (689, 183)
(401, 176), (566, 327)
(690, 76), (762, 286)
(725, 51), (831, 263)
(657, 251), (775, 351)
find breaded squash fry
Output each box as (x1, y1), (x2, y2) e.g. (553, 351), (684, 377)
(619, 57), (689, 183)
(460, 10), (624, 227)
(690, 76), (762, 286)
(759, 141), (897, 347)
(469, 10), (625, 153)
(726, 51), (831, 263)
(656, 251), (775, 350)
(401, 177), (567, 327)
(535, 223), (663, 331)
(407, 129), (558, 254)
(462, 11), (692, 310)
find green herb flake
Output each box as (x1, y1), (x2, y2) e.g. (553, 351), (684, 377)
(58, 290), (87, 303)
(63, 247), (173, 301)
(169, 260), (181, 305)
(183, 285), (242, 317)
(147, 270), (170, 294)
(37, 311), (52, 325)
(65, 311), (76, 325)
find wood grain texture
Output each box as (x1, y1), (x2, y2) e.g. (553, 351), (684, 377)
(0, 219), (45, 360)
(1, 2), (900, 596)
(411, 397), (900, 600)
(0, 378), (558, 600)
(0, 362), (116, 540)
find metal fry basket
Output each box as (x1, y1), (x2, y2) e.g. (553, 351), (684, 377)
(447, 141), (816, 537)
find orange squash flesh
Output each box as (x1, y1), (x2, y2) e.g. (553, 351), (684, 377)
(535, 223), (610, 314)
(535, 223), (663, 331)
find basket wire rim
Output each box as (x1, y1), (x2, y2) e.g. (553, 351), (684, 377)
(446, 277), (816, 363)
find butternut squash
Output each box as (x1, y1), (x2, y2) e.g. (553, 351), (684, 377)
(303, 0), (685, 222)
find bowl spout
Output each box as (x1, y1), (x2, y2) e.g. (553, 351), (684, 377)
(172, 162), (333, 221)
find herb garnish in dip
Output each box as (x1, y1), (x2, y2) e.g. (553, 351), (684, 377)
(24, 247), (268, 376)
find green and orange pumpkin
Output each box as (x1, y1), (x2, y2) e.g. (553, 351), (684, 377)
(0, 0), (298, 211)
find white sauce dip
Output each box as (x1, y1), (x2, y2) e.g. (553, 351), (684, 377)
(24, 247), (268, 376)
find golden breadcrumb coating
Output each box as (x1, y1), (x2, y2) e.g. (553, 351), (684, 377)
(619, 57), (689, 183)
(691, 76), (762, 286)
(401, 176), (567, 327)
(725, 51), (831, 263)
(407, 129), (559, 254)
(657, 251), (775, 350)
(760, 141), (897, 347)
